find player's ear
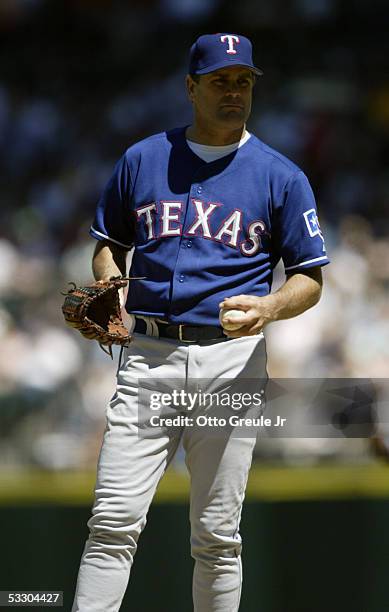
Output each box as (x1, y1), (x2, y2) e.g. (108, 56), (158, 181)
(186, 74), (197, 102)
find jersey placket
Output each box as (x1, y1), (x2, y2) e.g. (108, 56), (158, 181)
(168, 172), (206, 319)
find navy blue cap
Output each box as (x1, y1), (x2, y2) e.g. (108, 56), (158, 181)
(189, 33), (263, 76)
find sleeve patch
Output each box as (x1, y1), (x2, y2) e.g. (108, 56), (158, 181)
(303, 208), (324, 241)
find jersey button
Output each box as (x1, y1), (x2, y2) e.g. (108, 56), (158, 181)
(197, 186), (203, 194)
(179, 274), (185, 282)
(187, 241), (192, 248)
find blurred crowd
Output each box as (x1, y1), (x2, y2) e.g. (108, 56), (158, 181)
(0, 0), (388, 468)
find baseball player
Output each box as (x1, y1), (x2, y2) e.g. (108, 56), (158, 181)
(71, 33), (329, 612)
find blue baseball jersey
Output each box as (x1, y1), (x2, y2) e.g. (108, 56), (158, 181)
(90, 127), (329, 326)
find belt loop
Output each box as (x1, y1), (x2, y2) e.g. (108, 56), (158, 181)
(136, 316), (160, 337)
(150, 318), (160, 338)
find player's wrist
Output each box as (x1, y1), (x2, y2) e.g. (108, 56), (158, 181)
(255, 294), (280, 325)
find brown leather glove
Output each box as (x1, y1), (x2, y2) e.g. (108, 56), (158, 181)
(62, 276), (134, 357)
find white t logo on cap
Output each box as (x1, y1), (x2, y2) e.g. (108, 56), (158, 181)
(220, 34), (240, 55)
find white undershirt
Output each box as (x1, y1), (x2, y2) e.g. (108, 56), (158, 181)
(186, 131), (251, 163)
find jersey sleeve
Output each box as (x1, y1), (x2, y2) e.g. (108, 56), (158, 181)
(89, 154), (135, 249)
(276, 171), (330, 272)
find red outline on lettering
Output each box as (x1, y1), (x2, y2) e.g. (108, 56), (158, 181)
(135, 202), (157, 240)
(213, 208), (243, 249)
(220, 34), (240, 55)
(240, 219), (269, 257)
(185, 199), (221, 238)
(160, 201), (183, 238)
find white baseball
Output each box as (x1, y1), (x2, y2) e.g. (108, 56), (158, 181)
(219, 308), (247, 331)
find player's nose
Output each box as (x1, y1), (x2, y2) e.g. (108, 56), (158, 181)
(225, 83), (241, 94)
(221, 93), (243, 106)
(222, 89), (242, 101)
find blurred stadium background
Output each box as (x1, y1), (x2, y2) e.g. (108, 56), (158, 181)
(1, 0), (389, 610)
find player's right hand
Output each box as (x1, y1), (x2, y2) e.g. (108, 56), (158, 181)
(218, 294), (275, 338)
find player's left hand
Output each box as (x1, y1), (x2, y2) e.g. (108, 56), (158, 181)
(218, 294), (276, 338)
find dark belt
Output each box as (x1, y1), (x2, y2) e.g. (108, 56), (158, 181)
(134, 317), (227, 343)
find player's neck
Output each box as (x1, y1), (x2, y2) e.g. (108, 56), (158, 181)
(186, 123), (246, 146)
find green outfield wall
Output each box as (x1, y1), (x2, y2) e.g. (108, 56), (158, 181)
(2, 465), (389, 612)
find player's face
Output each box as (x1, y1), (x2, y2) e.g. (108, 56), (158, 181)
(187, 66), (255, 129)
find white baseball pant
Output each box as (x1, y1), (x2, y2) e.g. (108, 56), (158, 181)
(72, 329), (267, 612)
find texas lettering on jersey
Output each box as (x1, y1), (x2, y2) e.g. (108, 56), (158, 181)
(90, 127), (329, 325)
(135, 199), (269, 256)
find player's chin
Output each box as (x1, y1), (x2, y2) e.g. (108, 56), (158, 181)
(217, 108), (246, 123)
